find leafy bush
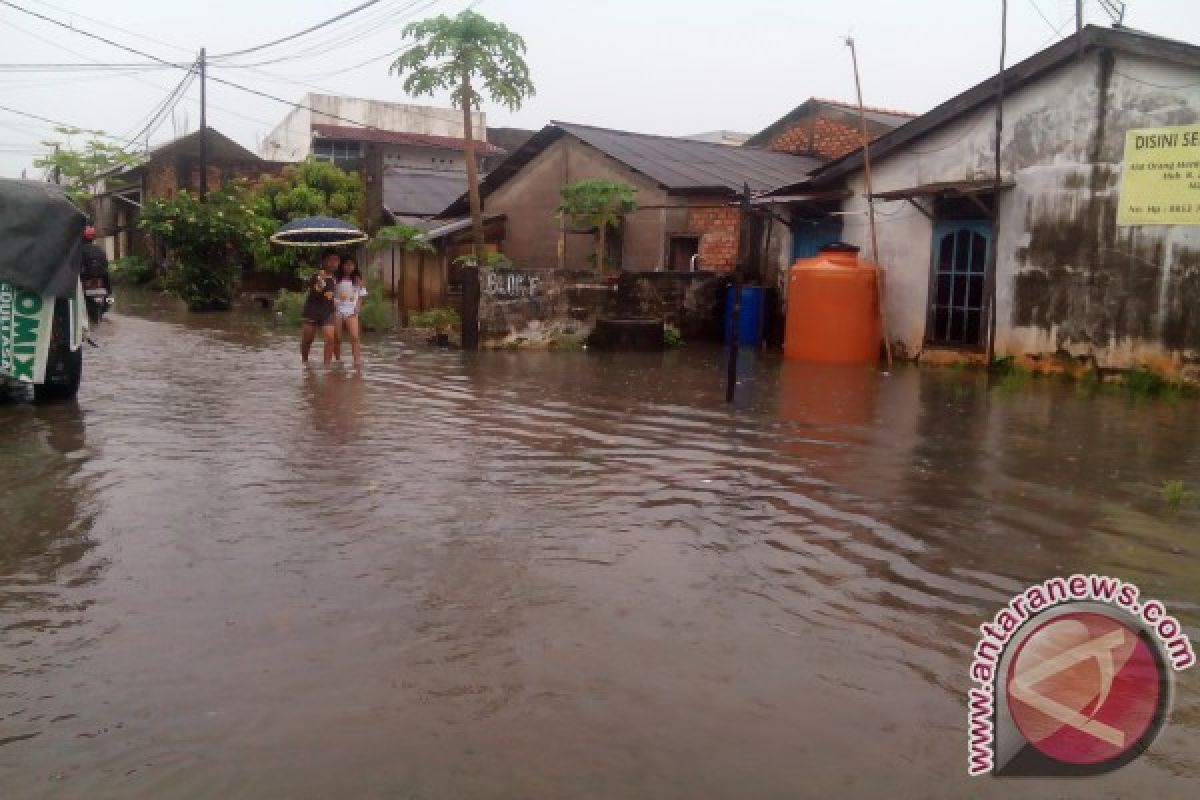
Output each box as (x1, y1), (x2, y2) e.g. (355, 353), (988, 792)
(110, 255), (153, 285)
(408, 307), (460, 332)
(663, 325), (682, 347)
(140, 186), (274, 311)
(358, 282), (394, 332)
(1162, 479), (1193, 509)
(273, 288), (306, 326)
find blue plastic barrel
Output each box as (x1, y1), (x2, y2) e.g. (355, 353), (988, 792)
(724, 285), (765, 347)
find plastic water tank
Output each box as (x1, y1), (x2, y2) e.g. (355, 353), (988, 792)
(784, 243), (880, 364)
(724, 285), (765, 347)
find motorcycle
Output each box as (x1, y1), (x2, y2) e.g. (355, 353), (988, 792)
(82, 276), (113, 324)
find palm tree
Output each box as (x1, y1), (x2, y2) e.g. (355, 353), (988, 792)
(391, 11), (534, 264)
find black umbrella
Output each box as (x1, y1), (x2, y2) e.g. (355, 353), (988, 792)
(270, 216), (368, 247)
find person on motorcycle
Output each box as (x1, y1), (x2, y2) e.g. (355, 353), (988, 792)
(80, 226), (111, 292)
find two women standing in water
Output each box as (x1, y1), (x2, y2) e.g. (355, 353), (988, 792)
(300, 249), (366, 368)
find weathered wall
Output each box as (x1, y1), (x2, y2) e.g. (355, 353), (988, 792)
(483, 136), (670, 269)
(834, 48), (1200, 374)
(381, 144), (467, 172)
(476, 266), (726, 348)
(259, 95), (484, 163)
(687, 205), (740, 271)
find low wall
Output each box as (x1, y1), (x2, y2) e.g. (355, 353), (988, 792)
(476, 268), (726, 349)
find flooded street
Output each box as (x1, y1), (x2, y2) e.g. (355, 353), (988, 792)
(2, 296), (1198, 799)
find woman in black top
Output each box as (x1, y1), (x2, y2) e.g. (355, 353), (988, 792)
(301, 249), (341, 365)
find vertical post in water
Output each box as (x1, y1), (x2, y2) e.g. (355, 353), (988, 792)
(462, 264), (480, 351)
(726, 185), (751, 403)
(199, 47), (208, 201)
(847, 35), (892, 371)
(986, 1), (1007, 366)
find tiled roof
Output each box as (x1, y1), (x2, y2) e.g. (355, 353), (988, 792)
(312, 124), (503, 155)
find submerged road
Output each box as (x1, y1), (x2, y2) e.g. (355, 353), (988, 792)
(1, 296), (1198, 798)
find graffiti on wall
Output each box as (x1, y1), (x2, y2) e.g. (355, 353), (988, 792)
(484, 270), (542, 299)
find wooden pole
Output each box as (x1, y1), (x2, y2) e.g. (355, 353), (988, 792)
(847, 36), (892, 371)
(986, 0), (1008, 366)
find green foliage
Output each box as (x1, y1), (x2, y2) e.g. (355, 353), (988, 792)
(369, 224), (435, 254)
(453, 251), (510, 268)
(273, 288), (306, 326)
(34, 128), (142, 214)
(556, 179), (637, 272)
(249, 160), (365, 273)
(358, 282), (394, 332)
(109, 255), (153, 285)
(408, 307), (460, 332)
(140, 185), (273, 310)
(1162, 480), (1194, 509)
(390, 11), (535, 112)
(663, 325), (682, 348)
(1122, 367), (1169, 399)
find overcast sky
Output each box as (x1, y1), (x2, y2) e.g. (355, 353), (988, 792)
(2, 0), (1199, 178)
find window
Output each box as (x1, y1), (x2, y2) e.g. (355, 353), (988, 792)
(927, 221), (991, 347)
(312, 139), (362, 169)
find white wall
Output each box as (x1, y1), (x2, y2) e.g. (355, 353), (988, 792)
(259, 94), (485, 164)
(834, 48), (1200, 372)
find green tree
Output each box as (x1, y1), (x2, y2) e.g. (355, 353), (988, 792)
(34, 127), (142, 214)
(556, 180), (637, 273)
(250, 159), (365, 272)
(390, 10), (534, 263)
(368, 223), (435, 255)
(139, 184), (274, 311)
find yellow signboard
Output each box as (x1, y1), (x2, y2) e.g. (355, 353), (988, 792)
(1117, 125), (1200, 226)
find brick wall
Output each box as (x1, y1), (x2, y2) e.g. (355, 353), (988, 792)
(687, 206), (740, 271)
(769, 118), (871, 161)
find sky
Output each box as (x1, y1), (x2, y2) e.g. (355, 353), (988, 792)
(2, 0), (1200, 179)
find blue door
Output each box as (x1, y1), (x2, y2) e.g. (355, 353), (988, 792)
(927, 221), (991, 347)
(792, 217), (843, 261)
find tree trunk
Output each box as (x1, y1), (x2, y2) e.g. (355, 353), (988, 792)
(461, 70), (486, 265)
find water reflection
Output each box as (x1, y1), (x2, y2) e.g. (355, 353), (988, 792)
(0, 305), (1197, 798)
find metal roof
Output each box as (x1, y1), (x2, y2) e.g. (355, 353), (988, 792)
(312, 124), (503, 155)
(804, 24), (1200, 188)
(383, 167), (468, 218)
(555, 121), (820, 193)
(439, 122), (820, 217)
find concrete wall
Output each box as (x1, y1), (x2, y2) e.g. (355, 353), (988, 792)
(382, 144), (466, 172)
(476, 266), (727, 348)
(260, 94), (484, 163)
(834, 48), (1200, 375)
(484, 136), (671, 269)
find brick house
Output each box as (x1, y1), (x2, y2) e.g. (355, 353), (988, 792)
(746, 97), (916, 161)
(437, 121), (819, 274)
(94, 127), (285, 261)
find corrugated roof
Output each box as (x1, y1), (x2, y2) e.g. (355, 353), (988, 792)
(313, 123), (503, 154)
(439, 122), (819, 218)
(555, 121), (820, 193)
(383, 167), (468, 217)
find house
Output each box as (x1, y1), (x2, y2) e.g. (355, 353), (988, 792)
(94, 127), (283, 261)
(438, 121), (820, 279)
(259, 93), (490, 167)
(767, 25), (1200, 377)
(747, 97), (916, 161)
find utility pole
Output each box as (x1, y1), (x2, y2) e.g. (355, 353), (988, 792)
(199, 47), (208, 201)
(52, 143), (61, 185)
(726, 185), (751, 403)
(846, 36), (892, 371)
(1076, 0), (1084, 33)
(986, 1), (1008, 366)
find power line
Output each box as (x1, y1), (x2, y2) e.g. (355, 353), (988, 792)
(1025, 0), (1060, 34)
(0, 103), (122, 139)
(211, 0), (387, 59)
(24, 0), (194, 54)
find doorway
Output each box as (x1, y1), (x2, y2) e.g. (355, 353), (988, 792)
(926, 221), (991, 348)
(668, 235), (700, 271)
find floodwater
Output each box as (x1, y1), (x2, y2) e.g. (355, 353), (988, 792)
(1, 293), (1198, 799)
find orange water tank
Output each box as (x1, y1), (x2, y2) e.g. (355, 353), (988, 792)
(784, 243), (881, 364)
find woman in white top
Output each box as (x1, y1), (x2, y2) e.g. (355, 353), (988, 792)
(333, 255), (367, 367)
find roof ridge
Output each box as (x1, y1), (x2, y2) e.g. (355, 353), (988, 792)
(812, 98), (919, 117)
(551, 120), (774, 151)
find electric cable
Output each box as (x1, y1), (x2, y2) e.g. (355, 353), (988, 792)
(211, 0), (387, 59)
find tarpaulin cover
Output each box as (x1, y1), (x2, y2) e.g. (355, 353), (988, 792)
(0, 179), (86, 299)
